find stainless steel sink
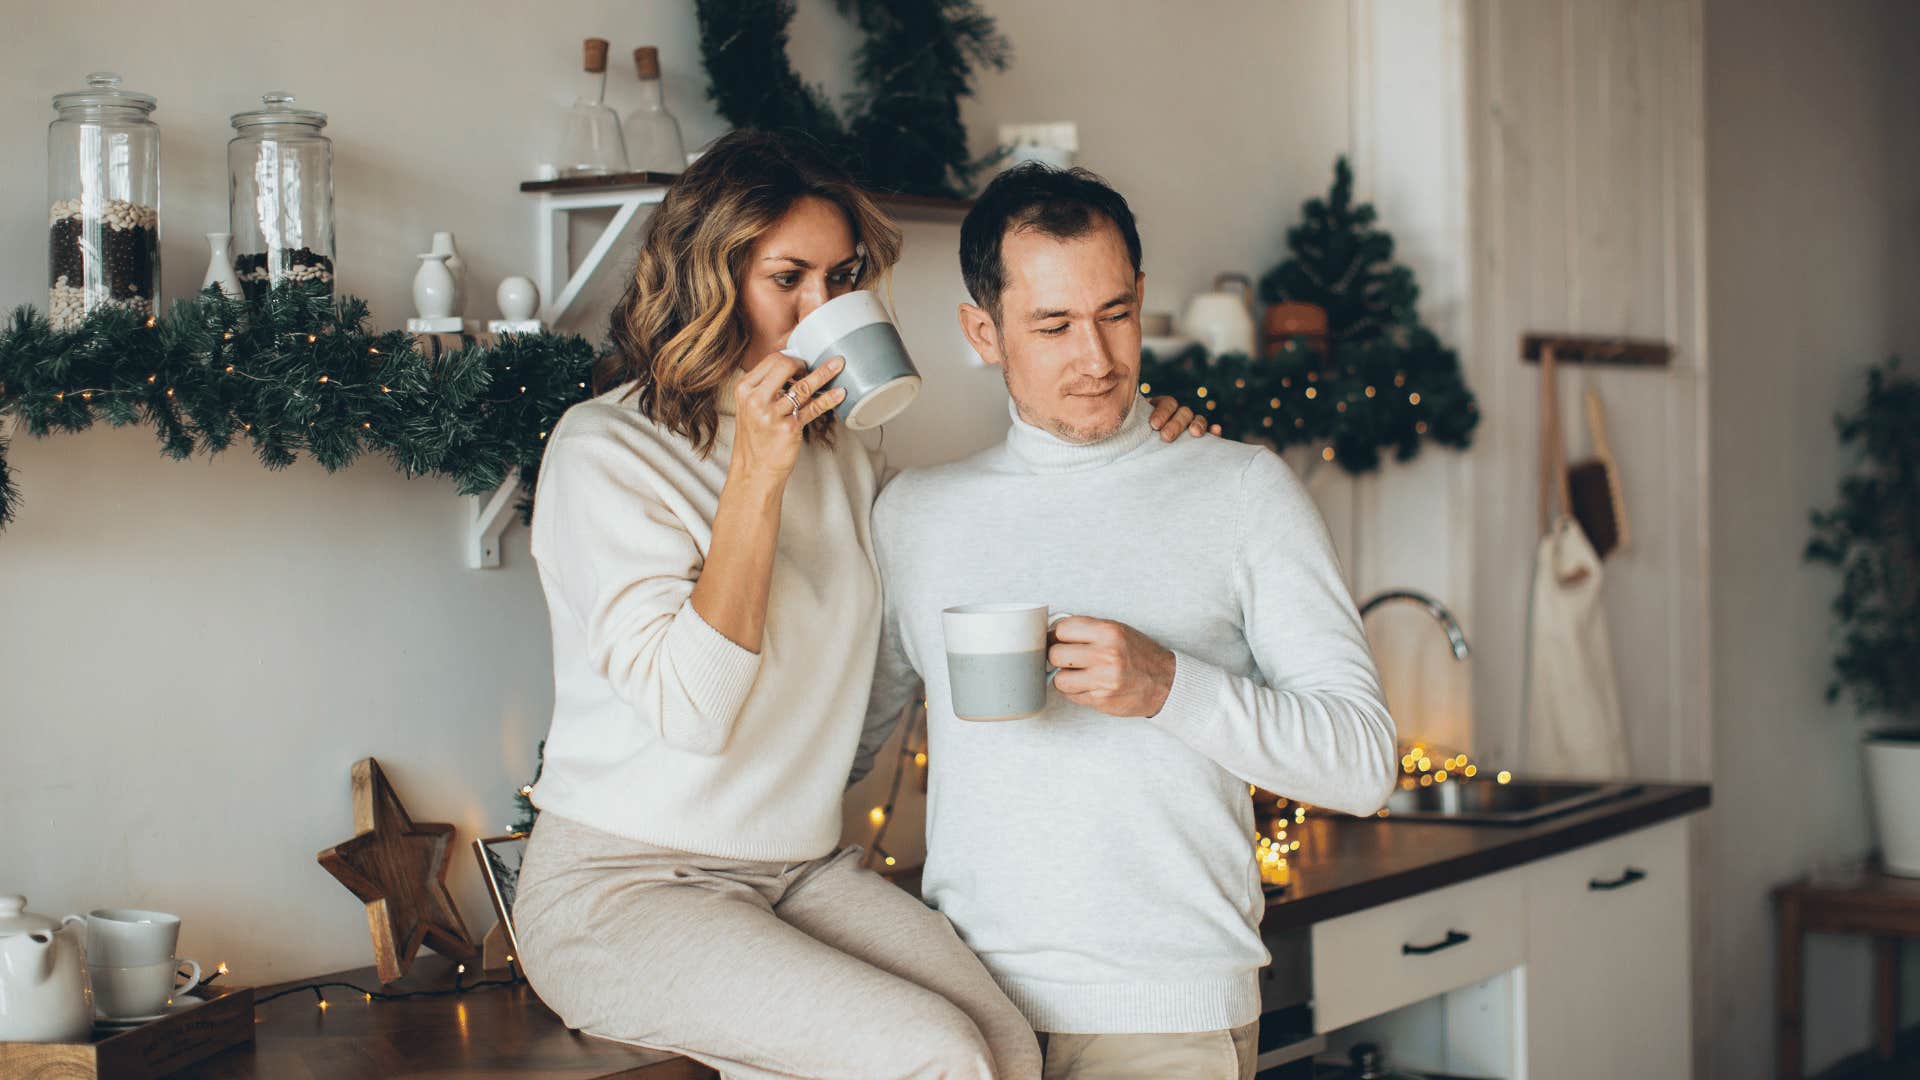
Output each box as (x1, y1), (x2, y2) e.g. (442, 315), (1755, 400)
(1380, 779), (1642, 825)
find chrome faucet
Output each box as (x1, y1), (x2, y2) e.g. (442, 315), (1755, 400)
(1359, 589), (1471, 660)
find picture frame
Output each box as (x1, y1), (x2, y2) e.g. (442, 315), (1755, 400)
(472, 831), (530, 963)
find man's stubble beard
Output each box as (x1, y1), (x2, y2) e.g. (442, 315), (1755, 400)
(1003, 366), (1131, 445)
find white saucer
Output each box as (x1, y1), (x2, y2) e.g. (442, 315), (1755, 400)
(95, 994), (203, 1027)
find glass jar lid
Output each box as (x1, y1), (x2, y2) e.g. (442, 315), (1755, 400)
(231, 91), (328, 132)
(51, 72), (156, 114)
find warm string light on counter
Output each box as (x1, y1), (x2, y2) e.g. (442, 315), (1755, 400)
(863, 697), (929, 872)
(1396, 743), (1512, 792)
(1248, 743), (1515, 890)
(252, 958), (525, 1012)
(1251, 785), (1304, 889)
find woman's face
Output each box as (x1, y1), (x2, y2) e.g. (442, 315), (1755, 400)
(738, 195), (863, 368)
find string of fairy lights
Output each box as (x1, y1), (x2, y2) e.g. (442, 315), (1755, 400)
(1253, 742), (1516, 889)
(103, 960), (518, 1016)
(863, 696), (929, 873)
(166, 958), (531, 1015)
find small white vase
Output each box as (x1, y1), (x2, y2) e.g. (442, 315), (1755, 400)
(496, 276), (539, 321)
(201, 232), (243, 299)
(430, 232), (466, 314)
(413, 253), (457, 320)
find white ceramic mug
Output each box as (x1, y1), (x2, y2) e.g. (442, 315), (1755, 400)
(89, 958), (201, 1020)
(85, 908), (181, 967)
(941, 603), (1070, 721)
(783, 290), (921, 430)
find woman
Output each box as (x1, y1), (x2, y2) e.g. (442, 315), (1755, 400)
(512, 130), (1209, 1080)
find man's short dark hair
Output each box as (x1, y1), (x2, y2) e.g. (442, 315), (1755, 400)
(959, 164), (1143, 324)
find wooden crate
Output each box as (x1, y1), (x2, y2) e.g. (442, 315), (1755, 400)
(0, 983), (253, 1079)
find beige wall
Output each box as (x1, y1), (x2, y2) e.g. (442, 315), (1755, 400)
(5, 0), (1480, 980)
(1704, 1), (1920, 1075)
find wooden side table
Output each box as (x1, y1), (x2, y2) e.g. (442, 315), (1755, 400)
(1773, 863), (1920, 1079)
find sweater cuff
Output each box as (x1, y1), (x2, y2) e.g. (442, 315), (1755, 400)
(660, 601), (764, 750)
(1151, 650), (1228, 730)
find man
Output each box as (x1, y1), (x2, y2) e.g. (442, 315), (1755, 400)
(855, 165), (1398, 1079)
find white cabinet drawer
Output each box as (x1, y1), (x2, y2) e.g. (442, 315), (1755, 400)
(1310, 866), (1527, 1032)
(1525, 818), (1691, 1079)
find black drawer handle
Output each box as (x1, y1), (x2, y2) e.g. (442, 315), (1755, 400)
(1402, 929), (1470, 956)
(1589, 867), (1648, 891)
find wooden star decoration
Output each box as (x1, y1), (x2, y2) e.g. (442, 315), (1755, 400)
(317, 757), (477, 983)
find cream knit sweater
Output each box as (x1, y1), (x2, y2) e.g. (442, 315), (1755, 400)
(527, 383), (884, 860)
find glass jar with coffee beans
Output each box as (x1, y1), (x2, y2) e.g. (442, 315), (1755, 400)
(48, 72), (160, 331)
(228, 92), (334, 301)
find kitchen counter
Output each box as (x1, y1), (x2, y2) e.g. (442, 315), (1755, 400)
(1261, 780), (1710, 931)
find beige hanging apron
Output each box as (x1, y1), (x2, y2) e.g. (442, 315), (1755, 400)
(1523, 345), (1631, 777)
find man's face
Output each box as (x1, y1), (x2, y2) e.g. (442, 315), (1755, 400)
(961, 221), (1145, 444)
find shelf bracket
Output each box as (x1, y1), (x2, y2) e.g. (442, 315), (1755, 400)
(468, 479), (520, 570)
(533, 187), (668, 328)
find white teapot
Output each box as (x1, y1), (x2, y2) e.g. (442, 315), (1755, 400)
(1180, 273), (1258, 359)
(0, 894), (92, 1042)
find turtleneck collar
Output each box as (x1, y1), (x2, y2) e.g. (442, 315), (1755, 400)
(1002, 394), (1154, 474)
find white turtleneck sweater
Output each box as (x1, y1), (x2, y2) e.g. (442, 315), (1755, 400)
(858, 397), (1397, 1035)
(527, 382), (884, 861)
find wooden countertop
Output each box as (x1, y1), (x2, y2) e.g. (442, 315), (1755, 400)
(175, 783), (1707, 1077)
(1261, 781), (1711, 930)
(180, 955), (713, 1079)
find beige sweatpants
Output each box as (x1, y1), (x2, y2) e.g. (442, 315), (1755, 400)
(1038, 1025), (1258, 1080)
(511, 812), (1044, 1080)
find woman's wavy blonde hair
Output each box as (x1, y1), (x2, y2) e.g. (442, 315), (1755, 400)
(601, 129), (903, 456)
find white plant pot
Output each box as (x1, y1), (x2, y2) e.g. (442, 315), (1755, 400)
(1863, 732), (1920, 876)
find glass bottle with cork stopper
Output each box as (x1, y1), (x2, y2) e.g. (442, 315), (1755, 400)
(553, 37), (628, 177)
(623, 47), (686, 174)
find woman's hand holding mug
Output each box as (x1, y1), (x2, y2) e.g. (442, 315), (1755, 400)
(730, 352), (847, 484)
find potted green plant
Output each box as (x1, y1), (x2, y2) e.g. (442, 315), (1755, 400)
(1806, 357), (1920, 874)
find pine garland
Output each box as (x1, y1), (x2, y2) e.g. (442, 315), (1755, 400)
(1141, 156), (1479, 475)
(0, 286), (599, 533)
(1138, 334), (1476, 475)
(694, 0), (1011, 199)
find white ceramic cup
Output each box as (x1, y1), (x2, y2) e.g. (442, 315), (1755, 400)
(88, 958), (201, 1020)
(941, 603), (1070, 722)
(783, 290), (921, 430)
(85, 908), (181, 967)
